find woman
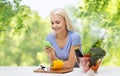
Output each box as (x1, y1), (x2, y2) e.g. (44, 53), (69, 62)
(45, 8), (81, 68)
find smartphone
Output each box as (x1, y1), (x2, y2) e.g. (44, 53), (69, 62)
(75, 49), (83, 57)
(43, 41), (52, 47)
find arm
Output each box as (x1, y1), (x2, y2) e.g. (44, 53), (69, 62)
(45, 34), (58, 62)
(63, 45), (80, 68)
(45, 45), (80, 68)
(45, 47), (57, 63)
(62, 32), (81, 68)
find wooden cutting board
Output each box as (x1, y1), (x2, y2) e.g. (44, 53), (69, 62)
(33, 67), (73, 74)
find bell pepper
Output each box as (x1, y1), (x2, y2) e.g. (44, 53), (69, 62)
(51, 59), (64, 70)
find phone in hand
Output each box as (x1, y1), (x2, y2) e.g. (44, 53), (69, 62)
(43, 41), (52, 47)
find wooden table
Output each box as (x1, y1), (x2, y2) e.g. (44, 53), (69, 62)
(0, 66), (120, 76)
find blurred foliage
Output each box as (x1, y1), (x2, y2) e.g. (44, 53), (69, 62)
(75, 0), (120, 66)
(0, 0), (51, 66)
(0, 0), (120, 66)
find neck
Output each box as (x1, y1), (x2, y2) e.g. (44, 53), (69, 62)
(56, 31), (68, 40)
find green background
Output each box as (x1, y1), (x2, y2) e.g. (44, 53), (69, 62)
(0, 0), (120, 66)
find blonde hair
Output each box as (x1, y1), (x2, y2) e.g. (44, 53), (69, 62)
(50, 8), (74, 31)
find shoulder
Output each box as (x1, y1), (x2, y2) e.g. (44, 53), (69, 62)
(46, 32), (55, 41)
(69, 31), (80, 37)
(69, 31), (81, 46)
(69, 31), (81, 41)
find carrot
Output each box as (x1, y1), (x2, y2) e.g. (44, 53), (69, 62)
(91, 59), (102, 72)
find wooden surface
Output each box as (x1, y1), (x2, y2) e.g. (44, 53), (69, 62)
(33, 67), (73, 74)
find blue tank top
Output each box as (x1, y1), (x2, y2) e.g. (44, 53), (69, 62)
(46, 31), (81, 61)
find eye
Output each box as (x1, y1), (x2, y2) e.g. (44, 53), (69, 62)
(51, 22), (54, 25)
(56, 21), (60, 24)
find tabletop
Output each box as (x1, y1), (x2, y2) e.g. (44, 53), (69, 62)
(0, 66), (120, 76)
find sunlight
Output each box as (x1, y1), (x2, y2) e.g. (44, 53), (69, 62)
(21, 0), (77, 18)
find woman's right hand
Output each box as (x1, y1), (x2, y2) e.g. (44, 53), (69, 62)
(45, 46), (57, 62)
(45, 46), (55, 54)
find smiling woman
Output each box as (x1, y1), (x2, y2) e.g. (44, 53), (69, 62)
(44, 8), (82, 68)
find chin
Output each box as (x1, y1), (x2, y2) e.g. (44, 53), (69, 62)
(53, 30), (60, 34)
(54, 31), (59, 34)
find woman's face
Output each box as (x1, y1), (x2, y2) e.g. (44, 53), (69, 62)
(50, 14), (67, 34)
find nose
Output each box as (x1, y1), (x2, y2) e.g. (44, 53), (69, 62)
(51, 23), (57, 28)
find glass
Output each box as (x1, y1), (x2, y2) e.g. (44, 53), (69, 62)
(77, 57), (102, 73)
(78, 57), (90, 72)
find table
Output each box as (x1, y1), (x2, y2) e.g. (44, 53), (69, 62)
(0, 66), (120, 76)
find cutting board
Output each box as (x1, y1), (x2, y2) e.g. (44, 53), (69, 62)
(33, 67), (73, 74)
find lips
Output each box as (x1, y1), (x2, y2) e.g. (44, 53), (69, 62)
(53, 28), (60, 32)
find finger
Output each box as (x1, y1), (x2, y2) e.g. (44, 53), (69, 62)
(45, 46), (52, 49)
(46, 48), (53, 53)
